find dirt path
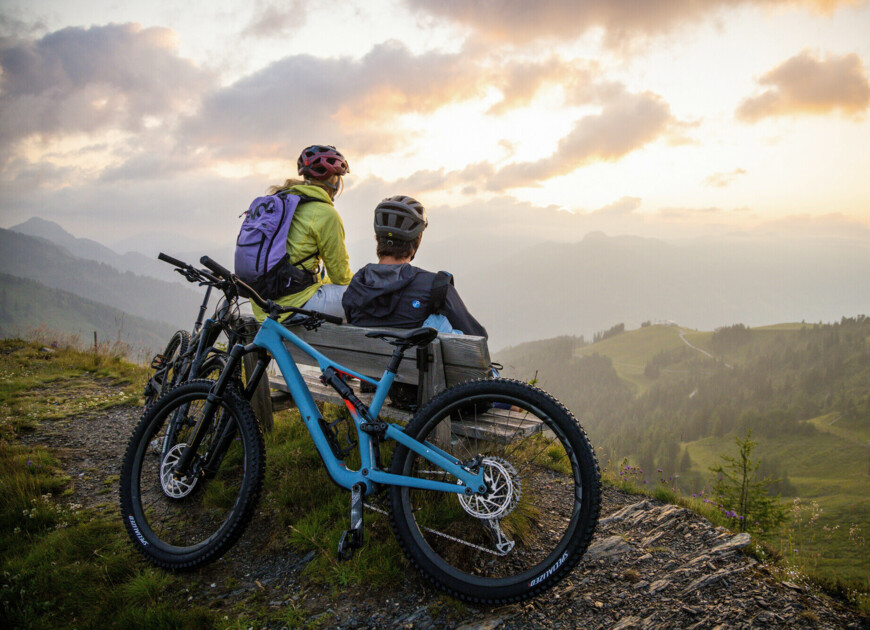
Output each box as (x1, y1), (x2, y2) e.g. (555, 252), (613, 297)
(22, 388), (867, 630)
(678, 328), (732, 369)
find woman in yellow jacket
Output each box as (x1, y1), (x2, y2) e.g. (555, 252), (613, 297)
(251, 145), (354, 322)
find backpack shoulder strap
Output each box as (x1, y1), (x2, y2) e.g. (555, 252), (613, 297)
(430, 271), (454, 314)
(281, 193), (321, 268)
(292, 194), (321, 204)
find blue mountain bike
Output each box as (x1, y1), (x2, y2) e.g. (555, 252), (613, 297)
(120, 256), (601, 604)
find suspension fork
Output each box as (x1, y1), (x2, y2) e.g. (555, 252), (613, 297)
(172, 342), (249, 477)
(193, 285), (213, 335)
(187, 319), (218, 377)
(242, 348), (271, 401)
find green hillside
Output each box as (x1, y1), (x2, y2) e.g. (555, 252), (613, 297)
(0, 273), (176, 356)
(0, 228), (200, 331)
(498, 317), (870, 583)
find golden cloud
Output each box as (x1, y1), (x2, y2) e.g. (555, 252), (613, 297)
(486, 90), (677, 190)
(737, 50), (870, 121)
(404, 0), (866, 46)
(704, 168), (748, 187)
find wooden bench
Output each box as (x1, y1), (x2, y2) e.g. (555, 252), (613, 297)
(254, 322), (542, 442)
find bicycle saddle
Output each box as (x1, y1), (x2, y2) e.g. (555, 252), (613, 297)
(365, 327), (438, 347)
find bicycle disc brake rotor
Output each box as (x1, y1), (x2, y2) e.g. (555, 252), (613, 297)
(458, 457), (521, 519)
(160, 443), (199, 498)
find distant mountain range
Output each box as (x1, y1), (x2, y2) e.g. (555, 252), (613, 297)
(0, 228), (202, 334)
(452, 231), (870, 348)
(0, 273), (177, 353)
(11, 217), (179, 282)
(4, 216), (870, 350)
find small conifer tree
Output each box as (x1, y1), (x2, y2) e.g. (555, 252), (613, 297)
(709, 430), (786, 533)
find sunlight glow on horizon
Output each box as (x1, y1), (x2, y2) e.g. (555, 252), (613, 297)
(0, 0), (869, 244)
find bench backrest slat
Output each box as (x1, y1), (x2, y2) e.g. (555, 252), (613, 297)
(284, 323), (491, 387)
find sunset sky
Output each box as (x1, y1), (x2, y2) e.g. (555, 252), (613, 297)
(1, 0), (869, 254)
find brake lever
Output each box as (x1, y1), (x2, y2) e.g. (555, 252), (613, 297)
(301, 316), (324, 331)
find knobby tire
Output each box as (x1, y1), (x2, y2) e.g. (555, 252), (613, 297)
(388, 378), (600, 604)
(120, 380), (265, 570)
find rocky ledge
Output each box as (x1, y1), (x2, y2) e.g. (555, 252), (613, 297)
(452, 497), (866, 630)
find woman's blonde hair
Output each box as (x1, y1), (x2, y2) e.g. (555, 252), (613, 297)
(268, 176), (342, 197)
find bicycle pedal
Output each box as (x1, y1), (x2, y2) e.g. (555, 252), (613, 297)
(337, 482), (366, 561)
(150, 353), (169, 370)
(337, 528), (362, 561)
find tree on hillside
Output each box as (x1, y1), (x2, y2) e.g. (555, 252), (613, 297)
(709, 431), (786, 533)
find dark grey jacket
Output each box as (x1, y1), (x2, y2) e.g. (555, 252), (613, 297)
(341, 263), (487, 337)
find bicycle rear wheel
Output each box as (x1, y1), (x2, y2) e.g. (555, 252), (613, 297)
(388, 378), (600, 604)
(120, 380), (265, 570)
(144, 330), (190, 408)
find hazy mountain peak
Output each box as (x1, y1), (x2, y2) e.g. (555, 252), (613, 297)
(9, 216), (174, 282)
(11, 217), (76, 244)
(582, 230), (610, 242)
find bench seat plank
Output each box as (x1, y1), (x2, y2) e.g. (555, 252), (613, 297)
(268, 322), (521, 439)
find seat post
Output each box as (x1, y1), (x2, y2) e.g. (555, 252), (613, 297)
(387, 344), (411, 373)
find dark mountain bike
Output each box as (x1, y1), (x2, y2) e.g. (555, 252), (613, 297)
(143, 253), (254, 409)
(121, 256), (601, 605)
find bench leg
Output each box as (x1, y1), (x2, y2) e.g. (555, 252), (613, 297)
(421, 340), (450, 447)
(244, 352), (274, 432)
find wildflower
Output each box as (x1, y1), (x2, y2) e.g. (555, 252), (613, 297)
(26, 460), (33, 467)
(657, 468), (663, 473)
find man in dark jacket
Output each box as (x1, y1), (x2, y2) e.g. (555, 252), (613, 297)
(342, 195), (487, 337)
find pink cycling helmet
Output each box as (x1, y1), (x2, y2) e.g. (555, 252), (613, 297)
(297, 145), (350, 180)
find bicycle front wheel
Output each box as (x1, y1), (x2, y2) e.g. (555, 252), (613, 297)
(120, 380), (265, 570)
(388, 378), (600, 604)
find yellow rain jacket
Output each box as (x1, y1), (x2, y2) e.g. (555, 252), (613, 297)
(251, 184), (352, 321)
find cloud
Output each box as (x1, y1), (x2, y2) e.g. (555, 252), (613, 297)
(404, 0), (864, 47)
(485, 89), (677, 190)
(180, 41), (483, 160)
(0, 24), (215, 150)
(590, 197), (643, 216)
(737, 50), (870, 121)
(242, 1), (308, 38)
(704, 168), (747, 187)
(487, 58), (571, 115)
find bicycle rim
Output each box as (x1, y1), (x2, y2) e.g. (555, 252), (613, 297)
(389, 379), (599, 603)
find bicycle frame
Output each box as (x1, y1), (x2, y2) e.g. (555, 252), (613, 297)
(250, 317), (486, 497)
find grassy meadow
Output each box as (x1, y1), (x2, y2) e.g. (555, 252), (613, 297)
(500, 318), (870, 593)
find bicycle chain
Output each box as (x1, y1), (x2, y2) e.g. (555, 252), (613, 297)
(364, 503), (506, 557)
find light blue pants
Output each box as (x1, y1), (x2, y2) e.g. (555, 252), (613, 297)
(302, 284), (348, 320)
(422, 313), (462, 334)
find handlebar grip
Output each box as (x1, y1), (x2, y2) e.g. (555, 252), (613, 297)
(321, 313), (343, 325)
(158, 252), (189, 268)
(200, 256), (233, 280)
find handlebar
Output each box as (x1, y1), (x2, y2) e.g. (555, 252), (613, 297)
(158, 252), (222, 285)
(199, 255), (342, 326)
(157, 252), (188, 268)
(199, 255), (233, 281)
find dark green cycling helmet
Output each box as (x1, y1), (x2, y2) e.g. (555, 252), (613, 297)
(374, 195), (428, 241)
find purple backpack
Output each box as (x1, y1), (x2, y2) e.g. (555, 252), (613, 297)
(234, 193), (319, 299)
